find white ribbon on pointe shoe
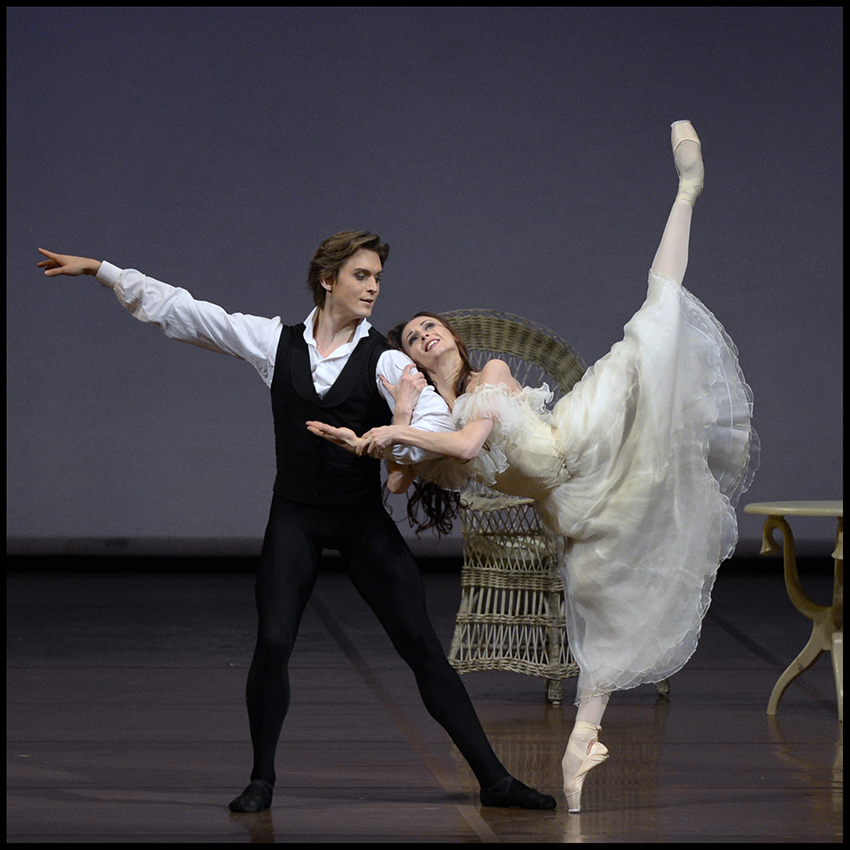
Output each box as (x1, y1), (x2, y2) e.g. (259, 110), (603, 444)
(562, 722), (609, 813)
(671, 120), (704, 206)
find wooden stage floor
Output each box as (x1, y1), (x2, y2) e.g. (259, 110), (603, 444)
(7, 560), (842, 843)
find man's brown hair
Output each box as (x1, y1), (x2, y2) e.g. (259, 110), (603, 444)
(307, 231), (389, 308)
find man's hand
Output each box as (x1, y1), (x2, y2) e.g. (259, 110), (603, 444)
(306, 421), (364, 454)
(37, 248), (101, 277)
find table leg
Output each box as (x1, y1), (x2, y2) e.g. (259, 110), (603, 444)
(833, 630), (843, 722)
(767, 612), (832, 714)
(761, 516), (834, 715)
(831, 519), (843, 722)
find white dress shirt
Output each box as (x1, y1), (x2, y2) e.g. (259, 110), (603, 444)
(95, 261), (454, 463)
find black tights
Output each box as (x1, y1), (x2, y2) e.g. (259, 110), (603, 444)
(245, 495), (509, 789)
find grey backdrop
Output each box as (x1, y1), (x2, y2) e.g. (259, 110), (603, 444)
(7, 7), (843, 556)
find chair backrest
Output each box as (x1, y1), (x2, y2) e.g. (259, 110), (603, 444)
(440, 309), (586, 402)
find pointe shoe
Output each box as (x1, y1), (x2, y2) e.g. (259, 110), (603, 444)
(671, 120), (704, 206)
(562, 721), (608, 813)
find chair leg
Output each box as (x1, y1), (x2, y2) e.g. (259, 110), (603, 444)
(546, 678), (564, 705)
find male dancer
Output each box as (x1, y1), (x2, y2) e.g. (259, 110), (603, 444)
(37, 234), (556, 812)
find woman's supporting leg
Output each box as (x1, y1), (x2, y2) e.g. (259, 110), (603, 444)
(561, 692), (610, 812)
(575, 691), (610, 728)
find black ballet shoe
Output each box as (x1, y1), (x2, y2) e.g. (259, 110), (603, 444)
(228, 779), (274, 813)
(479, 776), (557, 809)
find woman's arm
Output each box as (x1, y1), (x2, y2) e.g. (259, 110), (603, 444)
(386, 463), (419, 494)
(306, 415), (494, 463)
(359, 417), (494, 462)
(305, 362), (429, 493)
(311, 356), (511, 464)
(361, 358), (515, 462)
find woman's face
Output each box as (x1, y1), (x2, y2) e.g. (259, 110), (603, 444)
(401, 316), (457, 371)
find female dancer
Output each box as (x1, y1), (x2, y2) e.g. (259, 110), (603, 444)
(308, 121), (760, 812)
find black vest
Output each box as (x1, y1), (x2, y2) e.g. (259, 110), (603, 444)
(270, 322), (391, 506)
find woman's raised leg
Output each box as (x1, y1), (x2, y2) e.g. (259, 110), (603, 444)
(650, 120), (704, 286)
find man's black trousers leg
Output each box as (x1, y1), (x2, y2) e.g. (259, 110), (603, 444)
(343, 505), (508, 788)
(245, 497), (323, 785)
(244, 496), (508, 789)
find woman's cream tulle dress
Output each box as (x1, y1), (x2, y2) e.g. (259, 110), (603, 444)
(424, 270), (759, 702)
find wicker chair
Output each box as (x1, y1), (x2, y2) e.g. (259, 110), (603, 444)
(441, 309), (670, 704)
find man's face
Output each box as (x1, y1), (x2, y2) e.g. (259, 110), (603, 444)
(323, 249), (382, 320)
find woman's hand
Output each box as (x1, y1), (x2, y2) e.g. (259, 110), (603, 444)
(37, 248), (101, 277)
(357, 425), (403, 458)
(380, 363), (427, 420)
(306, 421), (364, 454)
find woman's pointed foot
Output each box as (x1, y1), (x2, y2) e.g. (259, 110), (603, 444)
(562, 722), (608, 813)
(671, 120), (704, 206)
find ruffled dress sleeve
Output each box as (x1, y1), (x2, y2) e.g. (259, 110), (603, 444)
(453, 383), (554, 428)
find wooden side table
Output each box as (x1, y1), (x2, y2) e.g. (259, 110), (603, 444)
(743, 500), (843, 721)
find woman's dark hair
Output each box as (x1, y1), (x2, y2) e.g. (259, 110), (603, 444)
(385, 312), (476, 537)
(402, 479), (460, 538)
(307, 231), (389, 309)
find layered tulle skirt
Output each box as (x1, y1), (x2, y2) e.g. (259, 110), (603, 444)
(449, 270), (759, 702)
